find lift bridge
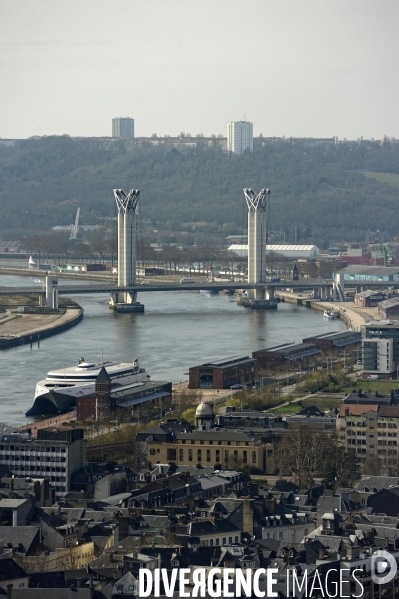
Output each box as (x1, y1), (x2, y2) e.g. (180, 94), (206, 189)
(0, 188), (356, 312)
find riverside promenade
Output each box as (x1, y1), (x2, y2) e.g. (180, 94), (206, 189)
(277, 290), (382, 331)
(0, 307), (83, 348)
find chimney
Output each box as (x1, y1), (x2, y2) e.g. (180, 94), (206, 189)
(367, 529), (375, 543)
(318, 548), (325, 560)
(265, 497), (276, 514)
(7, 585), (12, 599)
(76, 579), (81, 588)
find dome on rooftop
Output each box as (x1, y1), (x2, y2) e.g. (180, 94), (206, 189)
(195, 402), (214, 418)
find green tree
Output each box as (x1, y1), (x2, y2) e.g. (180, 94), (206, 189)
(181, 408), (196, 425)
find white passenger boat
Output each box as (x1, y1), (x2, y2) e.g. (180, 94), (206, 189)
(26, 357), (149, 416)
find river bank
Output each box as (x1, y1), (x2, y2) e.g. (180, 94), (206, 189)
(276, 291), (381, 331)
(0, 307), (83, 349)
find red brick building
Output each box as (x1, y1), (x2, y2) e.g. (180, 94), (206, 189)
(189, 356), (257, 389)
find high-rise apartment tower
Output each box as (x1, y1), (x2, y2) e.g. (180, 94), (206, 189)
(227, 121), (253, 155)
(112, 117), (134, 138)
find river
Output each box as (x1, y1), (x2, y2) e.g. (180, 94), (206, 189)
(0, 273), (346, 425)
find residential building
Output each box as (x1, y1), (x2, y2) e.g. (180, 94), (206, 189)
(362, 320), (399, 376)
(0, 429), (86, 498)
(337, 403), (399, 466)
(145, 428), (274, 474)
(226, 121), (253, 154)
(112, 117), (134, 139)
(356, 475), (399, 506)
(362, 336), (393, 376)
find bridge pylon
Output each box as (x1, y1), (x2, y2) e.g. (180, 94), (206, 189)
(241, 188), (277, 309)
(109, 189), (144, 312)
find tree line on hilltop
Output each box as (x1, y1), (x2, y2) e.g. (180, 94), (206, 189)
(1, 136), (399, 247)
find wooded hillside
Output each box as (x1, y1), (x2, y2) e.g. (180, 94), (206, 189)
(1, 136), (398, 247)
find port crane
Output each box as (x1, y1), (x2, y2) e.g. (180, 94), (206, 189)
(69, 207), (80, 241)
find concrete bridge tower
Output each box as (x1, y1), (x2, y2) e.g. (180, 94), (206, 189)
(109, 188), (144, 312)
(243, 188), (271, 302)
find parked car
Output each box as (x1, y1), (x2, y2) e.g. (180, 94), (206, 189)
(230, 383), (243, 389)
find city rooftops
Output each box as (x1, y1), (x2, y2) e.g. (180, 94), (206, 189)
(377, 298), (399, 310)
(253, 342), (320, 359)
(194, 355), (256, 369)
(340, 265), (399, 276)
(364, 320), (399, 329)
(176, 430), (260, 442)
(303, 330), (361, 346)
(356, 290), (386, 298)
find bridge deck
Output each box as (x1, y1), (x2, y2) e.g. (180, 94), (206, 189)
(0, 279), (396, 296)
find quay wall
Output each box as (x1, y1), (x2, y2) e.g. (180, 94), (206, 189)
(0, 308), (83, 349)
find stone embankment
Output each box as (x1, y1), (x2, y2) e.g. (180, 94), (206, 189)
(0, 307), (83, 349)
(277, 290), (381, 331)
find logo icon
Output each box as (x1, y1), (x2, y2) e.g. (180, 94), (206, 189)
(371, 550), (397, 585)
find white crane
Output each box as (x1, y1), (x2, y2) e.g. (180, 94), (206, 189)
(69, 207), (80, 241)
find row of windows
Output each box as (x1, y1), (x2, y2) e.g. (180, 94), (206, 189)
(202, 536), (239, 546)
(180, 439), (251, 446)
(1, 455), (66, 462)
(9, 465), (66, 473)
(0, 446), (66, 452)
(166, 448), (257, 464)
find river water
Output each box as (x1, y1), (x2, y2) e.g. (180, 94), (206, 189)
(0, 273), (346, 425)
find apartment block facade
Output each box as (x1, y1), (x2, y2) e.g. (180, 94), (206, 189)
(112, 117), (134, 138)
(227, 121), (253, 154)
(0, 429), (86, 498)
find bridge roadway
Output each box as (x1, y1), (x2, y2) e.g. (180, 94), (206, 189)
(0, 278), (330, 296)
(0, 278), (397, 296)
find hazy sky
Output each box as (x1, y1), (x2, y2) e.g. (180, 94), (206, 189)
(1, 0), (398, 140)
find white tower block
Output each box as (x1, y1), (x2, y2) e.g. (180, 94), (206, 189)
(244, 188), (270, 300)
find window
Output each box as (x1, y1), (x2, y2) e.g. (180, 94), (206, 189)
(179, 449), (184, 461)
(167, 448), (176, 461)
(188, 449), (193, 462)
(197, 449), (202, 462)
(207, 450), (211, 462)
